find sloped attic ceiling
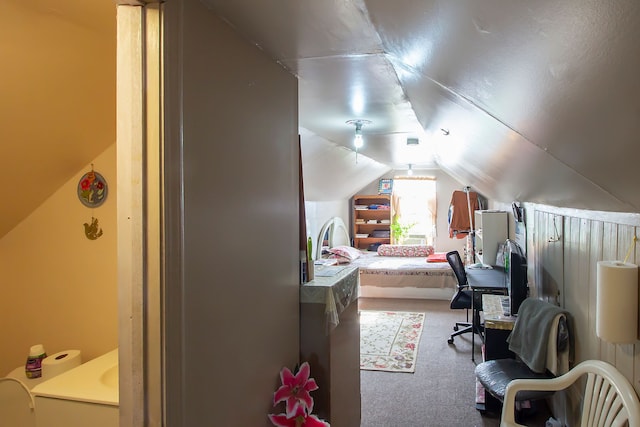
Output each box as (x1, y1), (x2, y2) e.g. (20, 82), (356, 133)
(300, 127), (390, 202)
(4, 1), (640, 240)
(205, 0), (640, 213)
(0, 0), (116, 238)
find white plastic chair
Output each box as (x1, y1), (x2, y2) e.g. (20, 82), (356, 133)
(501, 360), (640, 427)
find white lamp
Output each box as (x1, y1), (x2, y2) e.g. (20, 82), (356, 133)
(353, 125), (363, 148)
(346, 119), (371, 150)
(596, 260), (638, 343)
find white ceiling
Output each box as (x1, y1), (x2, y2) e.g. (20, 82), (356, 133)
(204, 0), (640, 212)
(3, 0), (640, 237)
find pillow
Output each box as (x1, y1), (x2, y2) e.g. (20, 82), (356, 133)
(327, 254), (353, 264)
(377, 244), (434, 257)
(427, 252), (447, 263)
(327, 245), (362, 262)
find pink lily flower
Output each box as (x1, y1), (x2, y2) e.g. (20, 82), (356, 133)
(268, 405), (329, 427)
(273, 362), (319, 417)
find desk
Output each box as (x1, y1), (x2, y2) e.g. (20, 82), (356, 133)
(466, 267), (507, 361)
(476, 294), (516, 413)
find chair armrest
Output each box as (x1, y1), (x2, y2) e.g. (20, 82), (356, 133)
(501, 360), (640, 427)
(500, 366), (586, 426)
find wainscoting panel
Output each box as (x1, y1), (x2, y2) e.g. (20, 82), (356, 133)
(533, 208), (640, 396)
(534, 211), (564, 304)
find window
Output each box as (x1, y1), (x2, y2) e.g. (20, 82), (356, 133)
(391, 177), (437, 245)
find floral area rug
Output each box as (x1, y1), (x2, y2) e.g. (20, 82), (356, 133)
(359, 310), (425, 373)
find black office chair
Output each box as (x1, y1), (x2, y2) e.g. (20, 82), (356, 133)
(446, 250), (483, 344)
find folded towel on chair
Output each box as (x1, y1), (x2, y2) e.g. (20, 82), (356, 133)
(507, 298), (567, 373)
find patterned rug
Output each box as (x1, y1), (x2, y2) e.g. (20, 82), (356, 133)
(360, 310), (425, 373)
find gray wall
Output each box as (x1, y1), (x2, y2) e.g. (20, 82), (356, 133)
(164, 1), (299, 425)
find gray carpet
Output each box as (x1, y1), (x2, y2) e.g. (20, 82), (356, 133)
(358, 298), (550, 427)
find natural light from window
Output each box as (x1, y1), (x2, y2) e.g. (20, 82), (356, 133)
(391, 177), (437, 245)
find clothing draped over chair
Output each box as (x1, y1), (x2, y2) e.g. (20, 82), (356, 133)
(474, 298), (573, 409)
(506, 298), (569, 374)
(448, 190), (480, 238)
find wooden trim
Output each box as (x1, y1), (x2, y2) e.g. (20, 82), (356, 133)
(392, 175), (437, 181)
(144, 4), (163, 426)
(116, 5), (145, 427)
(528, 203), (640, 227)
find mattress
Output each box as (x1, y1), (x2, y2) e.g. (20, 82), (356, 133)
(350, 252), (456, 289)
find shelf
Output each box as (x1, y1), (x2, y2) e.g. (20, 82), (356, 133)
(353, 194), (391, 249)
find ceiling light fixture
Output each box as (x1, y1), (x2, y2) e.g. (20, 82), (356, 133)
(407, 164), (413, 176)
(346, 119), (371, 163)
(354, 127), (363, 149)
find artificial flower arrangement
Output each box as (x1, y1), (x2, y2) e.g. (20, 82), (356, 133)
(268, 361), (330, 427)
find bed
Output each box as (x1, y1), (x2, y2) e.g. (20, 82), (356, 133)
(316, 217), (456, 300)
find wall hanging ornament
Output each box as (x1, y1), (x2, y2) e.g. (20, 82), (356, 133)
(77, 165), (108, 208)
(84, 217), (104, 240)
(78, 164), (107, 240)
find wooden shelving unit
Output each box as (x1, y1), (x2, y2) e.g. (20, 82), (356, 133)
(353, 194), (391, 250)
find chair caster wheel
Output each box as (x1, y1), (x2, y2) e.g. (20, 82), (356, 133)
(453, 325), (459, 331)
(447, 337), (454, 345)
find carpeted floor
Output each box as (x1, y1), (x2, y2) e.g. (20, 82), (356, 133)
(358, 298), (551, 427)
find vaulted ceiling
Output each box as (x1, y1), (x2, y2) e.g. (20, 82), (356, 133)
(3, 0), (640, 238)
(206, 0), (640, 212)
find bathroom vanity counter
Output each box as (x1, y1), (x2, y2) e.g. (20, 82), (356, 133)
(300, 265), (360, 427)
(31, 349), (118, 427)
(32, 348), (118, 406)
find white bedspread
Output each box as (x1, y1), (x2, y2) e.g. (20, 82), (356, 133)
(350, 252), (456, 290)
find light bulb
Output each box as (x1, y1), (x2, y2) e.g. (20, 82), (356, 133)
(354, 134), (363, 148)
(408, 164), (413, 175)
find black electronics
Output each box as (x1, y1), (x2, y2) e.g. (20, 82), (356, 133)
(503, 239), (528, 314)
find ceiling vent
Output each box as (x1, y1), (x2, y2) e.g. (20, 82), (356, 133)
(406, 137), (419, 146)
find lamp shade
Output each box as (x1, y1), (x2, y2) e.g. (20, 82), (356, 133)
(596, 261), (638, 343)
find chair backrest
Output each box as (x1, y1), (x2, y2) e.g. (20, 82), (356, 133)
(501, 360), (640, 427)
(579, 360), (640, 427)
(446, 250), (468, 289)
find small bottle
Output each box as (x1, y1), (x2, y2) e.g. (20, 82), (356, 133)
(307, 237), (315, 282)
(300, 250), (308, 284)
(25, 344), (47, 379)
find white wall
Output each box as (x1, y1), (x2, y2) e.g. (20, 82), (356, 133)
(0, 145), (117, 375)
(163, 1), (299, 425)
